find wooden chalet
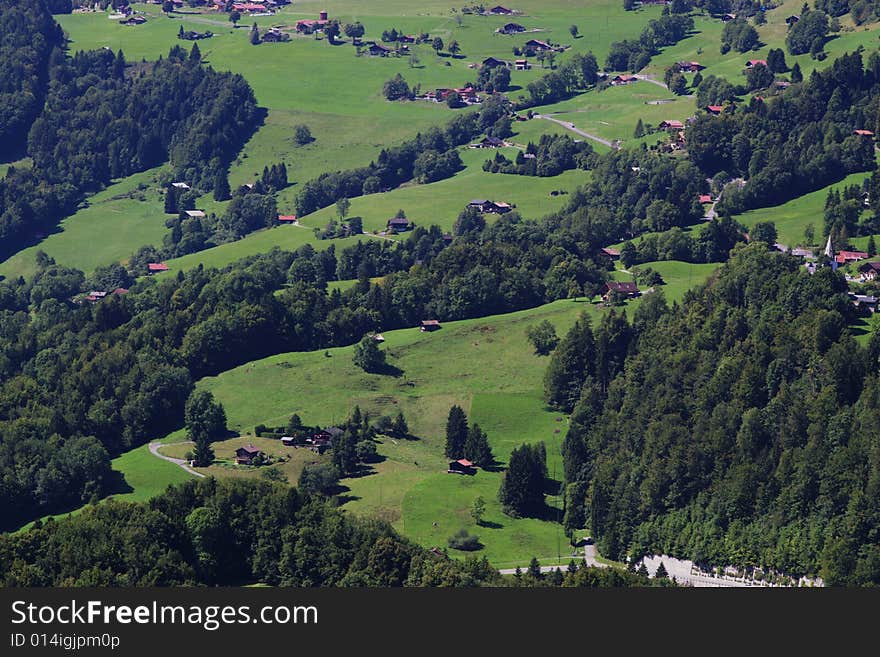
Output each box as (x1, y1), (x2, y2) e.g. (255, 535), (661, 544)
(745, 59), (767, 68)
(525, 39), (552, 51)
(471, 136), (506, 148)
(420, 319), (441, 332)
(599, 247), (620, 261)
(858, 261), (880, 280)
(677, 61), (704, 73)
(497, 22), (525, 34)
(706, 105), (724, 115)
(611, 75), (638, 86)
(603, 281), (640, 301)
(387, 216), (413, 231)
(850, 293), (879, 313)
(659, 120), (684, 130)
(448, 458), (476, 474)
(235, 445), (263, 465)
(367, 42), (394, 56)
(488, 5), (516, 14)
(482, 56), (509, 69)
(785, 15), (800, 25)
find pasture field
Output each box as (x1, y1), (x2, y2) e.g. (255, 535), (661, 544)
(180, 259), (716, 565)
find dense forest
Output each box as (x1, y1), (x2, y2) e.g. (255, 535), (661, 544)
(0, 0), (64, 156)
(556, 244), (880, 585)
(690, 51), (879, 217)
(0, 35), (259, 251)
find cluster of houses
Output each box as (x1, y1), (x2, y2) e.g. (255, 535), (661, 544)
(281, 426), (343, 453)
(421, 86), (482, 104)
(469, 199), (513, 214)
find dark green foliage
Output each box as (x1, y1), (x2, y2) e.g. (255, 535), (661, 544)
(499, 443), (547, 517)
(383, 73), (412, 100)
(634, 118), (645, 139)
(766, 48), (788, 73)
(745, 62), (774, 91)
(563, 244), (880, 584)
(750, 221), (778, 244)
(445, 405), (469, 459)
(790, 61), (803, 82)
(786, 10), (829, 55)
(0, 0), (65, 154)
(392, 411), (409, 438)
(298, 463), (340, 495)
(463, 423), (494, 468)
(213, 171), (231, 202)
(448, 528), (481, 551)
(526, 320), (560, 356)
(544, 313), (596, 411)
(294, 124), (314, 145)
(482, 134), (594, 177)
(352, 335), (386, 372)
(720, 19), (759, 54)
(221, 193), (277, 237)
(695, 74), (738, 107)
(453, 206), (486, 236)
(1, 42), (259, 246)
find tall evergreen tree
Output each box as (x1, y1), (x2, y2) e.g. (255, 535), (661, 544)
(445, 405), (469, 459)
(213, 171), (231, 201)
(499, 443), (547, 517)
(543, 313), (596, 411)
(464, 423), (493, 468)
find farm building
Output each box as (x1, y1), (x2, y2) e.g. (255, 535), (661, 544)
(677, 61), (704, 73)
(184, 210), (206, 219)
(367, 43), (393, 56)
(835, 250), (869, 265)
(745, 59), (767, 68)
(296, 11), (330, 33)
(698, 194), (713, 204)
(147, 263), (169, 273)
(659, 120), (684, 130)
(482, 56), (509, 68)
(514, 59), (531, 70)
(858, 261), (880, 280)
(525, 39), (552, 51)
(488, 5), (516, 14)
(469, 199), (511, 214)
(387, 216), (413, 231)
(235, 445), (263, 465)
(706, 105), (724, 115)
(497, 23), (525, 34)
(448, 459), (476, 474)
(603, 281), (640, 301)
(278, 214), (297, 222)
(471, 136), (506, 148)
(611, 75), (638, 85)
(599, 247), (620, 261)
(420, 320), (441, 332)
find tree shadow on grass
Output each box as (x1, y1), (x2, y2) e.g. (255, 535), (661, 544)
(477, 519), (504, 529)
(371, 362), (405, 377)
(106, 469), (134, 496)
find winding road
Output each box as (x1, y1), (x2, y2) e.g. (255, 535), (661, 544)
(148, 441), (206, 478)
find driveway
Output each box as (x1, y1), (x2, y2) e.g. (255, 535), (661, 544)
(148, 441), (206, 478)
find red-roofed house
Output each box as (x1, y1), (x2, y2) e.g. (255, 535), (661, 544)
(112, 288), (129, 296)
(835, 250), (869, 265)
(853, 129), (875, 137)
(448, 458), (477, 474)
(698, 194), (713, 203)
(659, 120), (684, 130)
(706, 105), (724, 115)
(278, 214), (298, 222)
(746, 59), (767, 68)
(147, 263), (169, 273)
(611, 75), (638, 85)
(599, 247), (620, 261)
(420, 319), (441, 331)
(678, 61), (704, 73)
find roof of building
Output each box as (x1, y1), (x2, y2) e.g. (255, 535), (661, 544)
(698, 194), (713, 203)
(278, 214), (297, 221)
(237, 445), (261, 455)
(605, 281), (639, 293)
(421, 319), (441, 326)
(147, 263), (169, 272)
(454, 459), (474, 467)
(706, 105), (724, 112)
(854, 129), (875, 136)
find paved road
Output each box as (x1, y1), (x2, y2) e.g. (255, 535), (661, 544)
(148, 442), (206, 478)
(633, 73), (670, 90)
(533, 114), (617, 149)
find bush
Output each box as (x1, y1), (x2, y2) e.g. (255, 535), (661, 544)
(447, 528), (482, 551)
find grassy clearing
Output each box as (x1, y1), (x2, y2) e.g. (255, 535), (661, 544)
(0, 167), (170, 280)
(735, 171), (874, 248)
(159, 436), (328, 485)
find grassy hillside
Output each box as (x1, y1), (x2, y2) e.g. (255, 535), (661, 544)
(180, 260), (717, 565)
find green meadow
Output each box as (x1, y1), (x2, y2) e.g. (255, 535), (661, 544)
(172, 259), (716, 565)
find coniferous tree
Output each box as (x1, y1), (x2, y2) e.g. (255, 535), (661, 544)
(791, 61), (803, 82)
(392, 411), (408, 438)
(464, 423), (493, 468)
(213, 171), (231, 201)
(544, 313), (596, 412)
(634, 118), (645, 139)
(499, 443), (547, 517)
(445, 405), (469, 459)
(868, 234), (877, 256)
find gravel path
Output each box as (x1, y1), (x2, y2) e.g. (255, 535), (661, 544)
(533, 114), (617, 149)
(148, 441), (205, 478)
